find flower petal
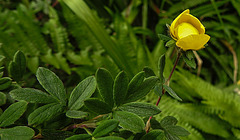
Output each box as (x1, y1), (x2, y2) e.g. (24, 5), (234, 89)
(177, 13), (205, 34)
(176, 34), (210, 51)
(170, 9), (190, 39)
(175, 22), (199, 39)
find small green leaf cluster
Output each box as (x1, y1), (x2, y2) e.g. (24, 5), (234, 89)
(158, 33), (197, 69)
(147, 54), (182, 101)
(8, 51), (26, 82)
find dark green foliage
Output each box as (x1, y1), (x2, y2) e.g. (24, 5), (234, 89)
(28, 103), (64, 125)
(143, 67), (156, 78)
(95, 136), (125, 140)
(0, 92), (6, 106)
(0, 77), (12, 90)
(84, 98), (113, 114)
(113, 111), (145, 133)
(165, 40), (176, 48)
(126, 76), (158, 103)
(68, 76), (97, 110)
(160, 116), (190, 140)
(113, 71), (129, 106)
(8, 51), (26, 82)
(66, 110), (88, 119)
(182, 52), (196, 69)
(0, 0), (239, 139)
(41, 129), (75, 140)
(158, 34), (171, 42)
(119, 102), (161, 117)
(96, 68), (114, 107)
(66, 134), (92, 140)
(140, 130), (164, 140)
(0, 101), (27, 127)
(158, 54), (166, 83)
(127, 71), (145, 95)
(0, 126), (35, 140)
(92, 119), (119, 137)
(10, 88), (57, 104)
(163, 85), (182, 101)
(36, 67), (66, 105)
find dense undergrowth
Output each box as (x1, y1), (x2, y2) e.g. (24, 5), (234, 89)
(0, 0), (240, 139)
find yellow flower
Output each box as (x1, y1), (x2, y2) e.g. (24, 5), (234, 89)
(237, 80), (240, 85)
(170, 9), (210, 51)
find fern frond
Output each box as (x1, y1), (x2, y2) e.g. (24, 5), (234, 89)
(155, 96), (230, 138)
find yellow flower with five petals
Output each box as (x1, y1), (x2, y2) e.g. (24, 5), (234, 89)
(170, 9), (210, 51)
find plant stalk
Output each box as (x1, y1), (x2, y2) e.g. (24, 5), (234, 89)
(145, 51), (181, 133)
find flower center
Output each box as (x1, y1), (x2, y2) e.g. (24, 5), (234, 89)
(176, 22), (199, 39)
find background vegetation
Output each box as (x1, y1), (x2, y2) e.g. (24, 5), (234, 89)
(0, 0), (240, 139)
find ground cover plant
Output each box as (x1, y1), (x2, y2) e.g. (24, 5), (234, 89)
(0, 0), (240, 139)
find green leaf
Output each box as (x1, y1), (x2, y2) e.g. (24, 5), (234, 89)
(13, 51), (26, 73)
(158, 34), (171, 41)
(183, 54), (196, 69)
(0, 77), (12, 90)
(140, 129), (164, 140)
(96, 68), (114, 107)
(84, 98), (112, 114)
(0, 55), (5, 66)
(185, 50), (194, 60)
(0, 67), (4, 73)
(165, 40), (176, 48)
(68, 76), (96, 110)
(66, 134), (92, 140)
(113, 111), (145, 133)
(0, 126), (35, 140)
(28, 103), (63, 125)
(126, 76), (158, 103)
(36, 67), (66, 105)
(8, 62), (19, 81)
(127, 71), (145, 97)
(113, 71), (129, 106)
(119, 102), (161, 117)
(160, 116), (178, 127)
(158, 54), (165, 83)
(95, 136), (125, 140)
(154, 82), (163, 97)
(0, 72), (3, 78)
(92, 119), (119, 137)
(8, 51), (26, 82)
(0, 101), (28, 127)
(160, 116), (190, 139)
(165, 132), (181, 140)
(143, 67), (156, 77)
(163, 85), (182, 101)
(42, 129), (75, 140)
(10, 88), (57, 103)
(164, 125), (190, 136)
(66, 110), (88, 119)
(0, 92), (6, 106)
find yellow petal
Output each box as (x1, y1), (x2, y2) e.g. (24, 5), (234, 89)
(175, 22), (199, 39)
(170, 9), (190, 39)
(177, 13), (205, 34)
(176, 34), (210, 51)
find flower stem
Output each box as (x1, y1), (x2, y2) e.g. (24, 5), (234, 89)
(145, 51), (181, 133)
(165, 51), (181, 86)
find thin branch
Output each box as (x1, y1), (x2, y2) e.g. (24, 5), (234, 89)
(145, 51), (181, 133)
(221, 40), (238, 84)
(193, 51), (203, 76)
